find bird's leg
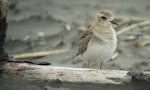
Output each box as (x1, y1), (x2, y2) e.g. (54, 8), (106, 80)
(87, 60), (91, 68)
(99, 62), (103, 70)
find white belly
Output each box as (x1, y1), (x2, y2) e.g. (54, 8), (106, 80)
(82, 41), (116, 64)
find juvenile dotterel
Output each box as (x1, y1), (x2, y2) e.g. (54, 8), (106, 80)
(75, 10), (118, 69)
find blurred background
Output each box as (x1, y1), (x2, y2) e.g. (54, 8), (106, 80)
(5, 0), (150, 71)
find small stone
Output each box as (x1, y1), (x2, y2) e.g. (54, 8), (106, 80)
(37, 31), (45, 38)
(65, 24), (71, 31)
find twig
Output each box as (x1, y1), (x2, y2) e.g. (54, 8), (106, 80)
(135, 40), (150, 47)
(13, 49), (68, 59)
(125, 32), (142, 36)
(111, 52), (119, 60)
(142, 25), (150, 31)
(5, 60), (51, 65)
(124, 36), (136, 41)
(126, 40), (150, 48)
(116, 16), (150, 23)
(141, 40), (150, 47)
(116, 20), (150, 35)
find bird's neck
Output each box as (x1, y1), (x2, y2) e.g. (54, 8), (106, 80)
(91, 23), (116, 43)
(92, 23), (113, 34)
(94, 21), (112, 28)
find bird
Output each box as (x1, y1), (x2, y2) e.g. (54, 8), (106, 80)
(74, 10), (118, 69)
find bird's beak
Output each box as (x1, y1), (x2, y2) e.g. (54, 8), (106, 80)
(110, 21), (118, 25)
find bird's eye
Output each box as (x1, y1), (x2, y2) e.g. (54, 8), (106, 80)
(101, 16), (107, 20)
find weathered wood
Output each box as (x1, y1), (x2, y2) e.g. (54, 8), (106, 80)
(1, 62), (150, 90)
(1, 62), (130, 84)
(0, 0), (8, 19)
(0, 0), (9, 61)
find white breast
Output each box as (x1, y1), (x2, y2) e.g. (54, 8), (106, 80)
(83, 43), (115, 63)
(82, 28), (117, 64)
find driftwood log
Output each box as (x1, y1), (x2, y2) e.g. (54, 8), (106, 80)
(0, 62), (150, 90)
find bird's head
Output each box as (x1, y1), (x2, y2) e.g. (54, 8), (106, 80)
(95, 10), (118, 27)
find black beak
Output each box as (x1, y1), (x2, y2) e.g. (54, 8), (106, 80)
(110, 21), (118, 25)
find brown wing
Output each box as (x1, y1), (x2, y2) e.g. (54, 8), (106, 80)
(77, 28), (93, 55)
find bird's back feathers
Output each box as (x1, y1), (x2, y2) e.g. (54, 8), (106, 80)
(77, 28), (93, 55)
